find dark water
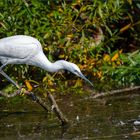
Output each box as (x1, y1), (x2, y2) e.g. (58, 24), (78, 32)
(1, 93), (140, 140)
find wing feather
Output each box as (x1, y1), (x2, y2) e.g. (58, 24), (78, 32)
(0, 35), (42, 59)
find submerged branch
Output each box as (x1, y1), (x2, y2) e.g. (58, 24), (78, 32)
(29, 92), (69, 125)
(0, 88), (69, 125)
(32, 94), (50, 112)
(92, 86), (140, 99)
(47, 92), (69, 125)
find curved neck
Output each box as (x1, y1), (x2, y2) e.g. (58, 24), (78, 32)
(35, 53), (66, 72)
(49, 60), (65, 72)
(45, 60), (68, 72)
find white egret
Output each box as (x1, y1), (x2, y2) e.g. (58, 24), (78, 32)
(0, 35), (93, 88)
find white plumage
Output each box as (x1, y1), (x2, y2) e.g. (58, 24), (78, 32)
(0, 35), (93, 88)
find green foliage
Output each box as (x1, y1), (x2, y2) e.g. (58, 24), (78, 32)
(101, 50), (140, 89)
(0, 0), (140, 91)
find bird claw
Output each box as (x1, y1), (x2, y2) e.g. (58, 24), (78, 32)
(19, 87), (26, 96)
(16, 84), (20, 89)
(18, 87), (37, 101)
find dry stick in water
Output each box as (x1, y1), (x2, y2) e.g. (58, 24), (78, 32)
(31, 92), (69, 125)
(0, 88), (69, 125)
(47, 92), (69, 125)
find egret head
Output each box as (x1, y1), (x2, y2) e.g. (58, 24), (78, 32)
(63, 61), (93, 87)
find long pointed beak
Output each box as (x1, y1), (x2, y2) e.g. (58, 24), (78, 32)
(79, 72), (94, 87)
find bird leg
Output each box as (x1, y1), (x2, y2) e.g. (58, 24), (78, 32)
(0, 69), (36, 100)
(0, 70), (19, 88)
(0, 63), (19, 88)
(0, 64), (36, 100)
(0, 62), (8, 70)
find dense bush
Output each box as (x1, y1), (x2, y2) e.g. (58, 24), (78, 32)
(0, 0), (140, 91)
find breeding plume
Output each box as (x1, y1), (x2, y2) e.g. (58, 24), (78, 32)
(0, 35), (93, 88)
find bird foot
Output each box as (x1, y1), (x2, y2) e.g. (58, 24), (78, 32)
(19, 87), (27, 96)
(18, 87), (37, 101)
